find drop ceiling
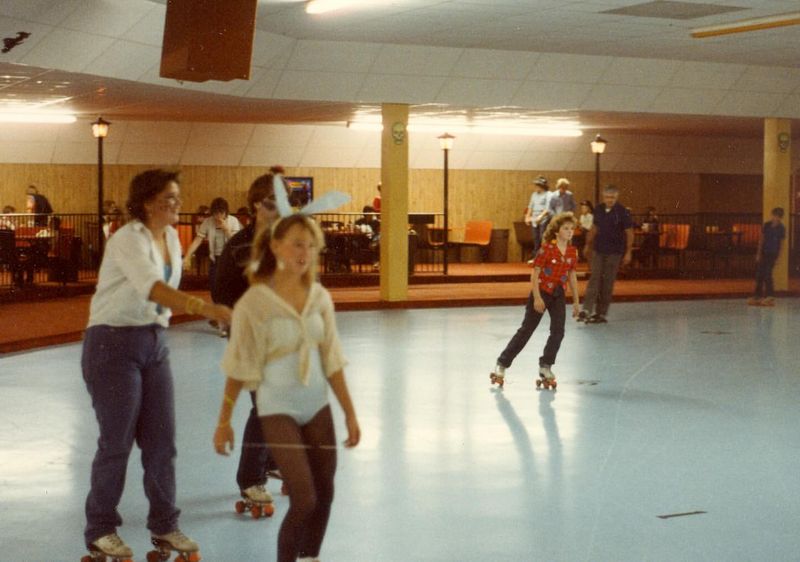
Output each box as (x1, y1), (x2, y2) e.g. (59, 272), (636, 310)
(1, 0), (799, 137)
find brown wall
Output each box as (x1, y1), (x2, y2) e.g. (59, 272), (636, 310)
(0, 164), (762, 261)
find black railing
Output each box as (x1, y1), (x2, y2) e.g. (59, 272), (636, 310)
(1, 211), (797, 295)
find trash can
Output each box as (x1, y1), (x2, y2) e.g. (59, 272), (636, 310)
(488, 228), (509, 262)
(408, 230), (418, 275)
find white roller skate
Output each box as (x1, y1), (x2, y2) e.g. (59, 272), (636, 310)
(236, 484), (275, 519)
(82, 532), (133, 562)
(536, 365), (557, 390)
(147, 529), (200, 562)
(489, 363), (506, 388)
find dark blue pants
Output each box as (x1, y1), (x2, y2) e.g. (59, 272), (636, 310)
(81, 325), (179, 545)
(236, 392), (277, 490)
(754, 253), (778, 298)
(497, 286), (566, 369)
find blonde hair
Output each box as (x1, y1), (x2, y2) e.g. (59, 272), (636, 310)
(247, 214), (325, 287)
(543, 212), (576, 244)
(555, 177), (570, 189)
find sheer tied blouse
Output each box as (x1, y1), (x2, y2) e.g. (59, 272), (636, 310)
(222, 282), (347, 391)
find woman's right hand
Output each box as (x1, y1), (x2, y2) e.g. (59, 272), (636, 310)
(207, 304), (232, 326)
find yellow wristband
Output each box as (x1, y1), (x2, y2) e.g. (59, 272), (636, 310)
(185, 296), (205, 315)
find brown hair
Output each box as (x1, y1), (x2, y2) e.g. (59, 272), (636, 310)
(245, 166), (289, 214)
(126, 169), (181, 222)
(247, 214), (325, 287)
(543, 212), (576, 244)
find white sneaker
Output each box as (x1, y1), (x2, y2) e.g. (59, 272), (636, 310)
(539, 365), (555, 380)
(152, 529), (199, 552)
(242, 484), (273, 503)
(91, 532), (133, 558)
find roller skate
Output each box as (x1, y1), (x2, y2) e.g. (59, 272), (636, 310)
(747, 297), (763, 306)
(81, 533), (133, 562)
(536, 365), (557, 390)
(146, 530), (201, 562)
(489, 363), (506, 389)
(235, 484), (275, 519)
(760, 296), (775, 307)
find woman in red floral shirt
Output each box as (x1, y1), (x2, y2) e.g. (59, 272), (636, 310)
(491, 212), (581, 389)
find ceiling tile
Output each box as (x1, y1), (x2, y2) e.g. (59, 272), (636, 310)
(179, 145), (245, 166)
(286, 40), (379, 73)
(512, 81), (593, 109)
(187, 123), (255, 146)
(372, 45), (463, 77)
(240, 144), (304, 167)
(86, 41), (161, 82)
(529, 53), (613, 84)
(669, 61), (746, 90)
(19, 29), (115, 73)
(451, 49), (540, 80)
(274, 70), (365, 102)
(358, 74), (447, 104)
(60, 0), (152, 38)
(582, 84), (663, 111)
(120, 4), (165, 46)
(436, 78), (518, 107)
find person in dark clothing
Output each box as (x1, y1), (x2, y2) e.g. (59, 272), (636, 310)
(579, 185), (634, 323)
(214, 167), (285, 507)
(25, 186), (54, 227)
(748, 207), (786, 306)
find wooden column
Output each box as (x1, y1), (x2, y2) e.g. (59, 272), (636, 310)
(763, 118), (792, 291)
(379, 103), (409, 302)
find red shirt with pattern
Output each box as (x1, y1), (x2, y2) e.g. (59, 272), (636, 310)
(533, 241), (578, 294)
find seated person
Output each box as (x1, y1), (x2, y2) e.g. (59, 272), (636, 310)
(354, 205), (380, 237)
(637, 206), (660, 268)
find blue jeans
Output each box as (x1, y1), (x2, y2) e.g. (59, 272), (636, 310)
(754, 253), (778, 298)
(82, 324), (180, 545)
(497, 286), (566, 369)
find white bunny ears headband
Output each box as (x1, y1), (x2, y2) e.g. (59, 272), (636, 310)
(272, 174), (351, 219)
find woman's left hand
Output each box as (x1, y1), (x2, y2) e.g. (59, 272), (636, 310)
(343, 415), (361, 448)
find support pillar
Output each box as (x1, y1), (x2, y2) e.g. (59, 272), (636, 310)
(763, 118), (792, 291)
(379, 103), (409, 302)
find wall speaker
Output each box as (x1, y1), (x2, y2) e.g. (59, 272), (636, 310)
(160, 0), (257, 83)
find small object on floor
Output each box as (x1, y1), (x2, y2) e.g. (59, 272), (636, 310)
(585, 314), (607, 324)
(235, 484), (275, 519)
(760, 297), (775, 307)
(147, 530), (200, 562)
(577, 310), (588, 322)
(746, 297), (762, 306)
(489, 363), (506, 388)
(83, 532), (133, 562)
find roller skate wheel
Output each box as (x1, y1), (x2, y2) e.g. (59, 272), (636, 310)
(179, 552), (201, 562)
(263, 503), (275, 517)
(146, 550), (163, 562)
(80, 556), (94, 562)
(536, 379), (543, 389)
(251, 504), (262, 519)
(235, 500), (246, 514)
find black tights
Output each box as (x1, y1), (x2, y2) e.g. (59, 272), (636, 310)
(260, 406), (337, 562)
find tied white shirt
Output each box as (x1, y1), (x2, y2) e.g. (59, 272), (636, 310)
(196, 215), (242, 260)
(87, 220), (182, 328)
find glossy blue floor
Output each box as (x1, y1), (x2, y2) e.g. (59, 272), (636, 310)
(2, 299), (800, 561)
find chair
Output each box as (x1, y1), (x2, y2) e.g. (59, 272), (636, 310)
(658, 224), (690, 269)
(513, 221), (535, 262)
(48, 227), (79, 284)
(452, 220), (493, 262)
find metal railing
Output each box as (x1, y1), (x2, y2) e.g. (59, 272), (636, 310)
(1, 211), (797, 295)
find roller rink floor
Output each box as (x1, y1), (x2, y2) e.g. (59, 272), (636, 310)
(1, 298), (800, 561)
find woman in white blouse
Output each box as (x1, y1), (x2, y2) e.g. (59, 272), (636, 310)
(81, 169), (231, 561)
(214, 213), (360, 562)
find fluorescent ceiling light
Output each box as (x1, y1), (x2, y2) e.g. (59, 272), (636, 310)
(306, 0), (378, 15)
(347, 121), (583, 137)
(691, 11), (800, 38)
(0, 112), (76, 124)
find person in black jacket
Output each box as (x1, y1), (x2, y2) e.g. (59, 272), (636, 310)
(214, 167), (285, 508)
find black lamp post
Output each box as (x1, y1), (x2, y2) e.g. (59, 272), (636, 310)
(438, 132), (455, 275)
(91, 117), (110, 262)
(590, 134), (607, 204)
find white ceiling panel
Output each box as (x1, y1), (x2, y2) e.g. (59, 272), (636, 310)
(179, 145), (246, 166)
(251, 32), (297, 71)
(436, 78), (518, 107)
(286, 40), (379, 74)
(358, 74), (447, 104)
(583, 84), (664, 112)
(649, 87), (728, 115)
(599, 58), (680, 87)
(117, 142), (184, 165)
(87, 41), (161, 82)
(530, 53), (613, 84)
(669, 61), (747, 90)
(511, 81), (593, 110)
(371, 45), (463, 77)
(715, 91), (787, 117)
(19, 29), (115, 73)
(297, 146), (363, 168)
(274, 70), (365, 102)
(240, 145), (305, 167)
(120, 3), (166, 46)
(451, 49), (540, 80)
(60, 0), (152, 38)
(249, 124), (315, 147)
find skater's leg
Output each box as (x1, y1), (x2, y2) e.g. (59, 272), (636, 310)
(539, 288), (566, 368)
(81, 326), (146, 545)
(297, 406), (337, 559)
(237, 392), (270, 490)
(497, 292), (544, 368)
(754, 257), (767, 298)
(136, 327), (180, 536)
(260, 414), (319, 562)
(763, 254), (777, 298)
(595, 253), (622, 317)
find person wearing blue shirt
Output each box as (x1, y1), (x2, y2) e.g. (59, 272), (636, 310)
(579, 185), (633, 323)
(748, 207), (786, 306)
